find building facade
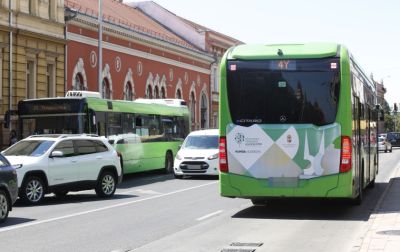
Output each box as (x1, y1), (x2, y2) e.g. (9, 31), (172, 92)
(65, 0), (215, 131)
(0, 0), (65, 149)
(132, 1), (243, 129)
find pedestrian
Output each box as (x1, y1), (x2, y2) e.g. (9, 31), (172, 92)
(9, 130), (17, 146)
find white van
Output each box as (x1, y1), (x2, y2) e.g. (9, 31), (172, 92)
(173, 129), (219, 178)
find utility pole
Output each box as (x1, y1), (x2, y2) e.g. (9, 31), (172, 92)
(98, 0), (103, 95)
(8, 0), (13, 131)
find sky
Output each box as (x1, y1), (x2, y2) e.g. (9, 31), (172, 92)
(129, 0), (400, 107)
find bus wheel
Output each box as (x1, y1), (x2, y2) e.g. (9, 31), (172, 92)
(251, 199), (267, 206)
(164, 152), (173, 174)
(353, 169), (364, 205)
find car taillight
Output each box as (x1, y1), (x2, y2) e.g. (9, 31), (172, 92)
(340, 136), (352, 173)
(219, 137), (228, 172)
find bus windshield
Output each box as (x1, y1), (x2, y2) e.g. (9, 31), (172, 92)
(18, 98), (87, 138)
(227, 58), (340, 126)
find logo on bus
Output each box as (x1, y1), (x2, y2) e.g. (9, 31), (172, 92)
(234, 132), (245, 146)
(280, 115), (287, 122)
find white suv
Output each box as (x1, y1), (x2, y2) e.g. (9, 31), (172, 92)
(2, 135), (122, 204)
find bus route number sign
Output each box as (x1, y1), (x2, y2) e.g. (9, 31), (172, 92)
(271, 60), (296, 70)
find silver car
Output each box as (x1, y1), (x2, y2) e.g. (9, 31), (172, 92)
(378, 136), (392, 153)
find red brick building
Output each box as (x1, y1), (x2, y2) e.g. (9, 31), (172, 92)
(132, 2), (243, 129)
(65, 0), (215, 130)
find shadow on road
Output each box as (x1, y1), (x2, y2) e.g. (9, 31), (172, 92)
(119, 171), (218, 189)
(0, 217), (35, 228)
(118, 170), (175, 189)
(232, 182), (388, 221)
(13, 193), (137, 208)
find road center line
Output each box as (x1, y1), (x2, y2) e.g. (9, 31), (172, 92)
(0, 181), (218, 233)
(196, 210), (224, 221)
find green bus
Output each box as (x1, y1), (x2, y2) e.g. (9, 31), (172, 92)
(17, 91), (190, 174)
(219, 43), (379, 204)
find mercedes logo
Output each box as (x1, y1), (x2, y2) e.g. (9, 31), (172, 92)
(280, 115), (287, 122)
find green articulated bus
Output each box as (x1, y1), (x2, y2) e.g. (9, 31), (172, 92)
(219, 43), (380, 205)
(17, 91), (190, 174)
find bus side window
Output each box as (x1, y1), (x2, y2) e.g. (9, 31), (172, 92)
(136, 116), (142, 127)
(96, 112), (106, 137)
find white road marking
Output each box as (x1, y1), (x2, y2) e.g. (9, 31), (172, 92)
(0, 181), (218, 233)
(133, 189), (162, 195)
(196, 210), (224, 221)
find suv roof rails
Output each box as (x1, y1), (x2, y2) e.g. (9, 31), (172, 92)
(27, 134), (99, 139)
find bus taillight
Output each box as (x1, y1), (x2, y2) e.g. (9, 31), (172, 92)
(219, 137), (228, 172)
(340, 136), (352, 173)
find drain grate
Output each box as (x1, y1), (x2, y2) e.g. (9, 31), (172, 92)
(221, 242), (263, 252)
(230, 242), (263, 247)
(221, 249), (256, 252)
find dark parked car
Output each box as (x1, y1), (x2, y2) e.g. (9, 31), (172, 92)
(387, 132), (400, 147)
(0, 153), (18, 223)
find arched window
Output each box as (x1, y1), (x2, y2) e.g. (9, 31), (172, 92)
(102, 78), (111, 99)
(154, 86), (159, 99)
(161, 87), (166, 99)
(200, 93), (208, 129)
(124, 82), (133, 100)
(189, 91), (196, 130)
(146, 85), (153, 99)
(74, 73), (84, 90)
(176, 89), (182, 99)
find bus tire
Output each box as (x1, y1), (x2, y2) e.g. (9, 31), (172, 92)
(251, 199), (267, 206)
(353, 168), (364, 205)
(164, 151), (173, 174)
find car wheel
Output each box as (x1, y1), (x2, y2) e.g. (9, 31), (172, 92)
(164, 152), (173, 174)
(385, 147), (387, 153)
(0, 190), (10, 223)
(20, 176), (45, 205)
(174, 173), (183, 179)
(95, 171), (116, 198)
(390, 147), (393, 153)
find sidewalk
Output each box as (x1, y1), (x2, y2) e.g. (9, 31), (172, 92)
(357, 167), (400, 252)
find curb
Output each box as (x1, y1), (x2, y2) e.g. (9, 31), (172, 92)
(353, 156), (400, 251)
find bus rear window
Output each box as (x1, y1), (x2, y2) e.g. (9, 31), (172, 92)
(227, 58), (340, 126)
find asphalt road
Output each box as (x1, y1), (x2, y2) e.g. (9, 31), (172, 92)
(1, 149), (400, 252)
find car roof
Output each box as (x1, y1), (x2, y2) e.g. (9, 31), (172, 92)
(188, 129), (219, 136)
(24, 134), (104, 141)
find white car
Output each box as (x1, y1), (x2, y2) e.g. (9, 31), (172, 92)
(2, 134), (122, 204)
(173, 129), (219, 178)
(378, 136), (392, 153)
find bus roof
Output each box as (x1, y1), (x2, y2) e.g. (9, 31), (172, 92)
(227, 43), (341, 60)
(86, 97), (189, 117)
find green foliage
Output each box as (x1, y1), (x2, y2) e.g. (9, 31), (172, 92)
(384, 114), (400, 132)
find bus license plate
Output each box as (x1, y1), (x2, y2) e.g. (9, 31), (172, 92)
(268, 177), (299, 188)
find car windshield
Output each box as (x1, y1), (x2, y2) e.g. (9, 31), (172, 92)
(378, 138), (385, 143)
(183, 135), (219, 149)
(3, 140), (55, 157)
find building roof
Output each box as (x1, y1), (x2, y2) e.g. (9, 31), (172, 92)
(131, 1), (243, 52)
(65, 0), (195, 49)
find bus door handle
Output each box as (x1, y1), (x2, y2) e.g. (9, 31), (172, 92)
(96, 156), (102, 160)
(71, 160), (77, 163)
